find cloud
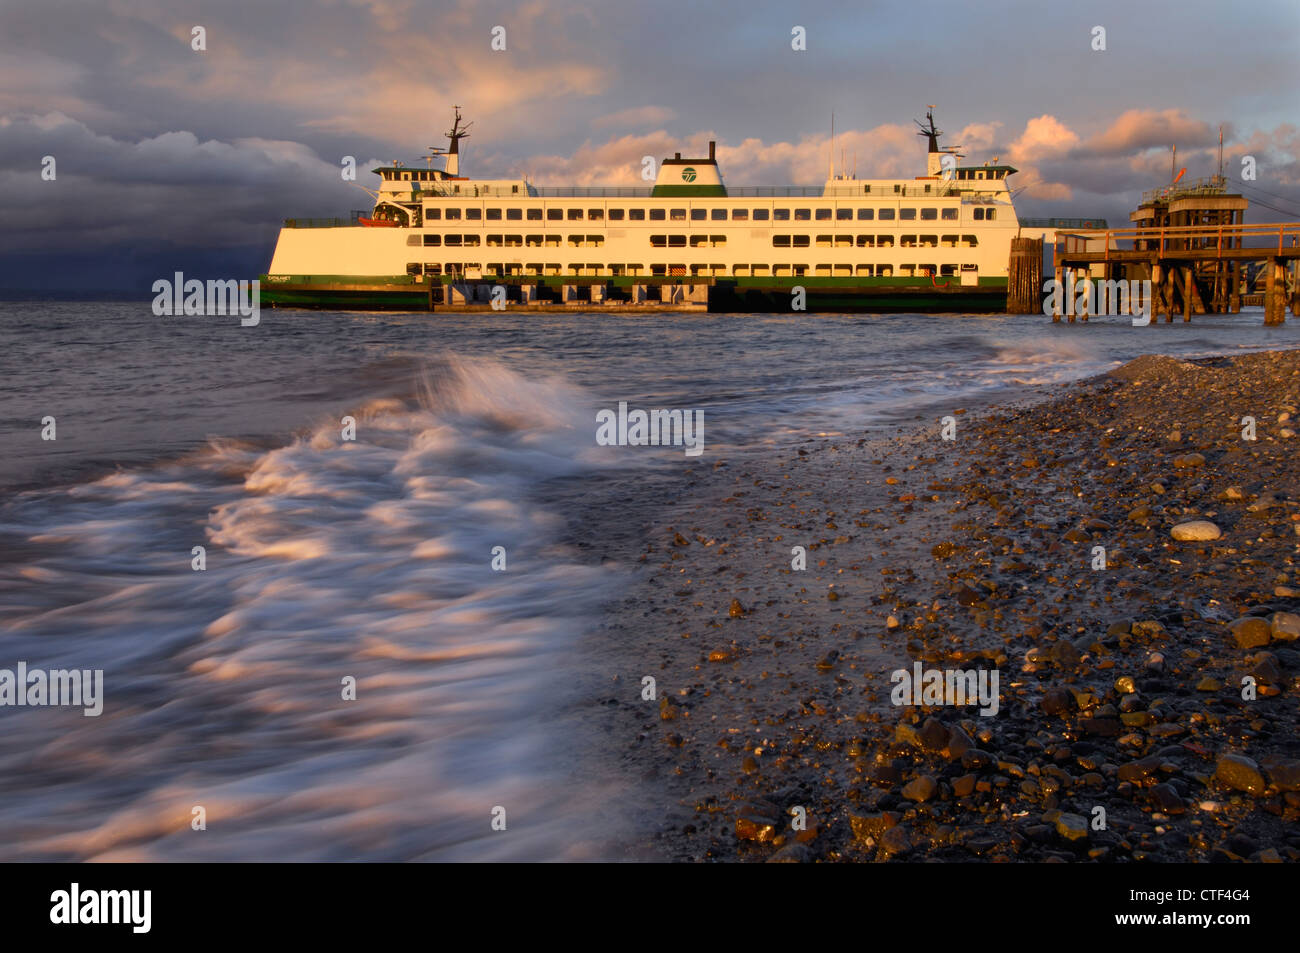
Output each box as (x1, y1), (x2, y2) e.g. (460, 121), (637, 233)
(1081, 108), (1213, 156)
(592, 106), (677, 129)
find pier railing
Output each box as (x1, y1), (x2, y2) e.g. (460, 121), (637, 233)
(523, 184), (962, 199)
(1055, 222), (1300, 261)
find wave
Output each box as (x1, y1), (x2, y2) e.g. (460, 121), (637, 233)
(0, 356), (622, 861)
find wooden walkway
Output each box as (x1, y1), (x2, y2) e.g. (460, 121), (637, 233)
(1052, 222), (1300, 324)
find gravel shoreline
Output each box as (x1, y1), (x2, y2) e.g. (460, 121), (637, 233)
(589, 348), (1300, 862)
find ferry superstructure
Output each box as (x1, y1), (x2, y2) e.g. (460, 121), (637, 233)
(261, 109), (1029, 311)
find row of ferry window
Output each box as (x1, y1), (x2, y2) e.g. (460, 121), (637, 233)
(410, 263), (970, 277)
(422, 206), (993, 222)
(409, 233), (982, 249)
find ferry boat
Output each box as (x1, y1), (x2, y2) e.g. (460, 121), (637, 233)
(260, 108), (1030, 312)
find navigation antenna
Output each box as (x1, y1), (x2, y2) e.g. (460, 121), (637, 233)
(916, 106), (942, 153)
(428, 105), (473, 176)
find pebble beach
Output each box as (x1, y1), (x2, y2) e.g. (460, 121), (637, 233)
(594, 348), (1300, 862)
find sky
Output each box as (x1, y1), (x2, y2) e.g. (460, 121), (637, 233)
(1, 0), (1298, 291)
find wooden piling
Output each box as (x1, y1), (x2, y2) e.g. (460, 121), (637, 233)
(1009, 237), (1044, 315)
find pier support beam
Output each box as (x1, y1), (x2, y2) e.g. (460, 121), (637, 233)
(447, 283), (472, 306)
(590, 283), (607, 304)
(631, 283), (650, 304)
(1150, 264), (1163, 324)
(1183, 267), (1194, 322)
(520, 284), (538, 303)
(1264, 257), (1287, 325)
(562, 284), (580, 304)
(1052, 265), (1063, 321)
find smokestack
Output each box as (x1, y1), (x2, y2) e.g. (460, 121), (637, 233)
(709, 140), (716, 160)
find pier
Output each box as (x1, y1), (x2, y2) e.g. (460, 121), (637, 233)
(1051, 177), (1299, 324)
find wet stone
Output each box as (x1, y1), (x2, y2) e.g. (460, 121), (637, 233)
(1214, 753), (1267, 796)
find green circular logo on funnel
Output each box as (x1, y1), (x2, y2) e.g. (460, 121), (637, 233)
(681, 167), (697, 182)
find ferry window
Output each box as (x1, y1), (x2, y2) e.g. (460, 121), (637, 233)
(836, 208), (852, 220)
(921, 235), (938, 247)
(752, 209), (769, 220)
(651, 264), (667, 276)
(816, 234), (833, 247)
(924, 184), (932, 194)
(464, 234), (480, 246)
(710, 235), (725, 246)
(941, 265), (957, 276)
(973, 208), (984, 220)
(772, 235), (791, 247)
(650, 235), (667, 247)
(793, 265), (807, 276)
(941, 235), (958, 247)
(444, 235), (462, 246)
(856, 265), (873, 276)
(856, 235), (874, 247)
(426, 208), (441, 220)
(486, 208), (503, 220)
(445, 208), (462, 220)
(920, 208), (938, 220)
(406, 234), (422, 246)
(512, 185), (520, 193)
(402, 172), (411, 181)
(629, 209), (646, 220)
(466, 208), (482, 220)
(901, 235), (917, 247)
(732, 209), (748, 221)
(668, 235), (686, 247)
(691, 209), (707, 221)
(794, 208), (811, 220)
(712, 209), (728, 221)
(962, 235), (978, 247)
(567, 208), (583, 220)
(507, 209), (523, 220)
(857, 208), (874, 220)
(942, 208), (958, 220)
(670, 208), (686, 221)
(486, 234), (503, 246)
(899, 208), (916, 220)
(423, 235), (441, 246)
(879, 208), (895, 220)
(525, 235), (543, 246)
(608, 209), (625, 221)
(833, 265), (852, 277)
(568, 234), (584, 246)
(734, 264), (752, 276)
(878, 265), (893, 277)
(588, 209), (603, 220)
(544, 235), (560, 246)
(893, 184), (901, 194)
(835, 236), (852, 247)
(627, 264), (643, 275)
(815, 208), (832, 221)
(772, 265), (789, 277)
(792, 235), (810, 248)
(986, 209), (996, 220)
(527, 208), (543, 220)
(649, 208), (666, 221)
(691, 235), (708, 247)
(863, 184), (872, 193)
(773, 208), (790, 221)
(546, 208), (563, 220)
(505, 235), (522, 247)
(751, 264), (769, 276)
(587, 235), (604, 246)
(877, 235), (894, 247)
